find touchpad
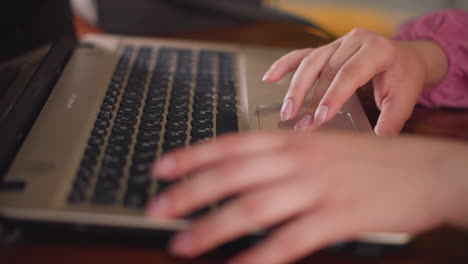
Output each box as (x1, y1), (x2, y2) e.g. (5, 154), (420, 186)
(257, 104), (357, 133)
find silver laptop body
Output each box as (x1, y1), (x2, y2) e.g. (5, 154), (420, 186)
(0, 1), (408, 246)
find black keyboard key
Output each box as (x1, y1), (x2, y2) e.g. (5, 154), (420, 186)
(98, 110), (113, 121)
(193, 102), (213, 110)
(112, 125), (135, 136)
(88, 134), (105, 147)
(95, 119), (111, 130)
(191, 126), (213, 137)
(108, 132), (132, 144)
(140, 119), (163, 131)
(142, 111), (163, 121)
(138, 129), (160, 139)
(98, 167), (123, 181)
(133, 150), (157, 163)
(77, 167), (94, 181)
(163, 139), (186, 152)
(165, 129), (186, 140)
(124, 190), (148, 209)
(128, 171), (152, 186)
(166, 119), (188, 130)
(92, 190), (118, 205)
(216, 112), (239, 135)
(118, 105), (140, 116)
(169, 104), (189, 112)
(120, 97), (141, 107)
(135, 140), (159, 152)
(192, 116), (213, 128)
(115, 115), (138, 125)
(217, 102), (237, 112)
(68, 189), (86, 204)
(144, 101), (165, 111)
(192, 108), (213, 117)
(92, 126), (108, 138)
(102, 154), (127, 168)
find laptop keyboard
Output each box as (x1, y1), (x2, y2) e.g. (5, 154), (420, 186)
(68, 45), (239, 211)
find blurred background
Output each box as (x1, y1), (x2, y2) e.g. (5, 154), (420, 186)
(73, 0), (468, 39)
(267, 0), (468, 36)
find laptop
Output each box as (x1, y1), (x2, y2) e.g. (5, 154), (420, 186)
(0, 0), (408, 246)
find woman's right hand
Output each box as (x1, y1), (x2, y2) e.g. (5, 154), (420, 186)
(263, 28), (448, 136)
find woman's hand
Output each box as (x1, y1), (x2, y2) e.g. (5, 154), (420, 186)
(263, 28), (448, 136)
(147, 132), (467, 264)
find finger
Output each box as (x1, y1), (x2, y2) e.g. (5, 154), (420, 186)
(152, 133), (284, 180)
(311, 38), (362, 107)
(295, 41), (362, 130)
(263, 48), (315, 83)
(168, 176), (317, 258)
(228, 209), (357, 264)
(314, 40), (394, 128)
(280, 42), (341, 121)
(373, 96), (414, 136)
(147, 153), (299, 218)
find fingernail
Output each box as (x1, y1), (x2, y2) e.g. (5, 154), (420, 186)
(314, 105), (328, 127)
(262, 69), (272, 81)
(280, 98), (294, 121)
(170, 231), (194, 256)
(295, 114), (312, 130)
(156, 154), (176, 174)
(147, 196), (170, 217)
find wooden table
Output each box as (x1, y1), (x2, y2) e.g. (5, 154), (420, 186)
(1, 18), (468, 264)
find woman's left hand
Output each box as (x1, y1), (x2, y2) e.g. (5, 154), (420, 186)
(146, 132), (466, 264)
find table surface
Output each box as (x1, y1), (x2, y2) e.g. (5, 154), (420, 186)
(2, 17), (468, 264)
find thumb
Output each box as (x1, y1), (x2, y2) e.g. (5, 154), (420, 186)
(374, 97), (414, 136)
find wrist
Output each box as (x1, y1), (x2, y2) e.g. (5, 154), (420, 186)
(398, 40), (449, 88)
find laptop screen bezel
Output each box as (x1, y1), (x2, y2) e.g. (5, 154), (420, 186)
(0, 0), (77, 177)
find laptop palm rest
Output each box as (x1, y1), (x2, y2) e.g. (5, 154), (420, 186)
(257, 103), (357, 133)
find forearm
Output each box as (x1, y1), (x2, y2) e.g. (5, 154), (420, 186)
(442, 143), (468, 230)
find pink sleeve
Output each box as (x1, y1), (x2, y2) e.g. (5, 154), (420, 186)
(395, 9), (468, 109)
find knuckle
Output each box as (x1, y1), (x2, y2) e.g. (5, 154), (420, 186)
(321, 63), (340, 80)
(369, 34), (390, 48)
(369, 36), (396, 63)
(337, 64), (355, 81)
(300, 53), (316, 66)
(349, 27), (370, 38)
(291, 48), (310, 57)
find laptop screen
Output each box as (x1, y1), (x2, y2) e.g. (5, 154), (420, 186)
(1, 0), (76, 62)
(0, 0), (77, 176)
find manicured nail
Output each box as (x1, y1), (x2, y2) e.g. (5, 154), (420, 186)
(280, 98), (294, 121)
(314, 105), (328, 127)
(262, 69), (272, 81)
(147, 196), (170, 217)
(170, 231), (194, 256)
(156, 154), (176, 174)
(295, 114), (312, 130)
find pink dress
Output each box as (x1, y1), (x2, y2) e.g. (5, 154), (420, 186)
(396, 9), (468, 108)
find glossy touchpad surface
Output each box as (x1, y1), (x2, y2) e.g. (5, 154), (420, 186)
(257, 104), (357, 133)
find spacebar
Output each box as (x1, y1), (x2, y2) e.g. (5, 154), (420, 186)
(216, 112), (239, 135)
